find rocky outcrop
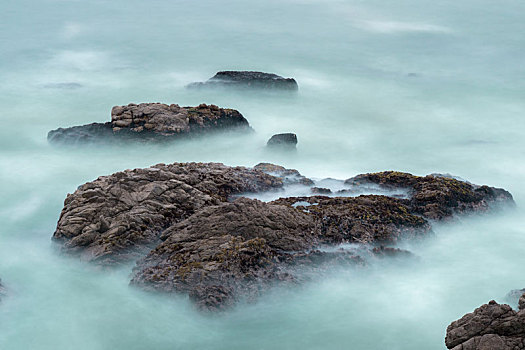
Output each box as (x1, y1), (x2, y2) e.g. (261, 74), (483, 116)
(267, 133), (298, 149)
(254, 162), (314, 186)
(48, 103), (250, 144)
(272, 195), (431, 244)
(346, 171), (513, 220)
(445, 298), (525, 349)
(52, 163), (282, 264)
(131, 198), (317, 310)
(52, 163), (514, 310)
(187, 71), (298, 90)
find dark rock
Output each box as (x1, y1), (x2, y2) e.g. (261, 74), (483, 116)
(131, 197), (316, 310)
(187, 71), (298, 90)
(52, 162), (282, 264)
(48, 122), (113, 144)
(445, 298), (525, 349)
(267, 133), (298, 149)
(371, 246), (414, 258)
(345, 171), (514, 220)
(254, 163), (314, 186)
(52, 164), (514, 310)
(311, 187), (332, 194)
(48, 103), (250, 144)
(272, 195), (432, 244)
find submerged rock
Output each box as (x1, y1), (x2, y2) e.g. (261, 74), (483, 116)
(48, 103), (250, 144)
(0, 279), (5, 300)
(254, 162), (314, 186)
(445, 298), (525, 349)
(187, 71), (298, 90)
(52, 163), (514, 310)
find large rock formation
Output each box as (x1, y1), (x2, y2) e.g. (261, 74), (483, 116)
(48, 103), (250, 144)
(445, 297), (525, 349)
(187, 71), (298, 90)
(52, 163), (513, 310)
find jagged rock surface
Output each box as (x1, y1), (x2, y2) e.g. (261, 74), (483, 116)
(52, 163), (282, 264)
(272, 195), (432, 244)
(187, 71), (298, 90)
(131, 198), (317, 310)
(445, 298), (525, 349)
(254, 162), (314, 186)
(52, 163), (514, 310)
(346, 171), (513, 220)
(48, 103), (250, 144)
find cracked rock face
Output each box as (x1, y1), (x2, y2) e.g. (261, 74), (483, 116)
(186, 71), (298, 90)
(52, 162), (282, 265)
(51, 163), (514, 310)
(48, 103), (250, 144)
(445, 298), (525, 349)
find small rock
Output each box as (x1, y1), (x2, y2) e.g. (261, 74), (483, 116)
(187, 71), (298, 90)
(267, 133), (297, 149)
(311, 187), (332, 194)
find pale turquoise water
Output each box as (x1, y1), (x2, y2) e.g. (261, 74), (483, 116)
(1, 0), (525, 349)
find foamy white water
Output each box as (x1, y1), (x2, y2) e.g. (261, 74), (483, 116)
(1, 0), (524, 349)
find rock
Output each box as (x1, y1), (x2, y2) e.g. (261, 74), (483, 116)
(445, 298), (525, 349)
(187, 71), (298, 90)
(131, 197), (317, 310)
(272, 195), (432, 244)
(371, 246), (414, 258)
(311, 187), (332, 194)
(267, 133), (298, 149)
(48, 103), (250, 144)
(52, 163), (514, 310)
(52, 162), (283, 264)
(345, 171), (514, 220)
(47, 122), (114, 144)
(254, 162), (314, 186)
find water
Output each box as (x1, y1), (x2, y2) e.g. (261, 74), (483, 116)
(1, 0), (524, 348)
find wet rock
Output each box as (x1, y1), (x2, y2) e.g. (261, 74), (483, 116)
(48, 103), (250, 144)
(131, 197), (316, 310)
(345, 171), (514, 219)
(52, 162), (282, 264)
(445, 299), (525, 349)
(272, 195), (432, 244)
(267, 133), (298, 149)
(254, 163), (314, 186)
(371, 246), (414, 258)
(311, 187), (332, 195)
(187, 71), (298, 90)
(52, 163), (514, 310)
